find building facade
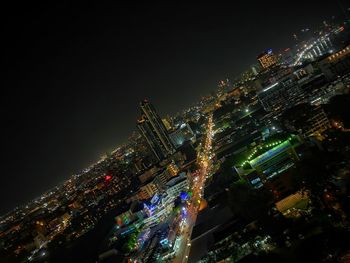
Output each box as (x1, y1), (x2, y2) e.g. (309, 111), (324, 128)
(166, 172), (189, 197)
(169, 123), (196, 148)
(257, 49), (278, 69)
(137, 100), (175, 161)
(318, 45), (350, 81)
(138, 182), (159, 200)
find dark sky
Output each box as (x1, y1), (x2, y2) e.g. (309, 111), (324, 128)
(1, 1), (347, 214)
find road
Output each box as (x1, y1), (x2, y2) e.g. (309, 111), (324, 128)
(172, 114), (214, 263)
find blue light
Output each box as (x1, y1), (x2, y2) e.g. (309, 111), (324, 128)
(150, 194), (160, 204)
(180, 191), (189, 201)
(160, 238), (169, 247)
(251, 178), (261, 185)
(143, 203), (156, 216)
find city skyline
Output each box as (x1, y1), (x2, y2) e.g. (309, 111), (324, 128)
(1, 1), (348, 216)
(1, 3), (350, 263)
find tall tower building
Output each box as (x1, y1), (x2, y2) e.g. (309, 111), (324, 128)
(257, 49), (277, 69)
(137, 99), (175, 161)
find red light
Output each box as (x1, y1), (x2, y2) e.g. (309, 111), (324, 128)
(105, 175), (112, 182)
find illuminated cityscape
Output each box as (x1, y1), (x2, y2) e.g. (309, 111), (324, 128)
(1, 3), (350, 263)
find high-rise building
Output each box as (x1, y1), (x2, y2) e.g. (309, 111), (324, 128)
(251, 65), (259, 75)
(257, 49), (278, 69)
(162, 115), (174, 131)
(137, 100), (175, 161)
(169, 123), (196, 148)
(257, 80), (304, 113)
(282, 104), (330, 138)
(318, 45), (350, 81)
(138, 182), (159, 200)
(154, 163), (179, 190)
(166, 172), (189, 197)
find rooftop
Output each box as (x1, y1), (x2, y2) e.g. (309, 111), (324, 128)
(238, 134), (301, 168)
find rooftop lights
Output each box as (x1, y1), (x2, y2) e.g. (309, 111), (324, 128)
(241, 140), (286, 166)
(262, 82), (279, 92)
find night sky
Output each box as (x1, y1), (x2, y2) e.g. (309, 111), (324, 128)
(1, 2), (346, 214)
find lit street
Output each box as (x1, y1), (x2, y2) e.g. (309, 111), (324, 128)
(172, 114), (214, 263)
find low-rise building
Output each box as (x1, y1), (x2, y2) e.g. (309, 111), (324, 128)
(235, 135), (303, 188)
(166, 172), (189, 197)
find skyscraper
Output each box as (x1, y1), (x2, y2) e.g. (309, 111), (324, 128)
(137, 99), (175, 161)
(257, 48), (277, 69)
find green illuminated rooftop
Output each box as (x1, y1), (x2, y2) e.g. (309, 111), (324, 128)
(239, 134), (301, 167)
